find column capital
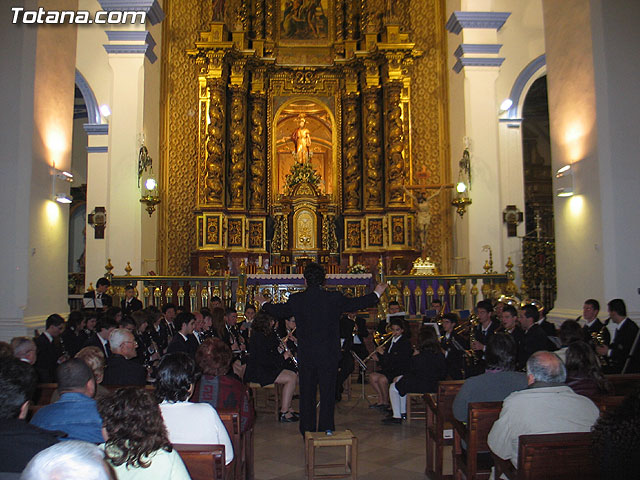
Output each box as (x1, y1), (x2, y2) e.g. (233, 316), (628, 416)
(452, 43), (504, 74)
(446, 11), (511, 35)
(97, 0), (164, 25)
(103, 30), (157, 63)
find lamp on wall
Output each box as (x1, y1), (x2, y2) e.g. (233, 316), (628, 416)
(52, 168), (73, 204)
(451, 147), (472, 217)
(555, 164), (574, 197)
(138, 142), (160, 216)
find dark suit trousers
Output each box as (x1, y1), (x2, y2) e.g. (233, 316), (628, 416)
(299, 361), (339, 435)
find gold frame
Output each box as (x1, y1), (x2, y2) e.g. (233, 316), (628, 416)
(366, 216), (385, 249)
(247, 218), (267, 251)
(226, 216), (245, 250)
(276, 0), (335, 48)
(201, 213), (224, 250)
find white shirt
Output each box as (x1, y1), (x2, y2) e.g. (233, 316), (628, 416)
(159, 401), (234, 465)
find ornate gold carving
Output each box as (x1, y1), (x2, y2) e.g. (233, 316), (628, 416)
(294, 208), (315, 250)
(391, 215), (405, 245)
(254, 0), (265, 38)
(228, 87), (247, 209)
(346, 219), (362, 249)
(345, 0), (358, 39)
(368, 218), (384, 247)
(335, 0), (344, 41)
(205, 79), (226, 206)
(385, 82), (405, 205)
(248, 220), (265, 249)
(363, 88), (383, 209)
(248, 94), (267, 211)
(342, 94), (361, 211)
(227, 218), (243, 246)
(206, 216), (220, 245)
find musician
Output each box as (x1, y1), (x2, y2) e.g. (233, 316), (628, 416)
(34, 314), (67, 383)
(239, 304), (257, 342)
(224, 307), (247, 379)
(343, 311), (369, 363)
(384, 326), (447, 424)
(470, 300), (499, 360)
(499, 305), (524, 346)
(335, 315), (355, 402)
(166, 312), (198, 359)
(378, 300), (405, 335)
(200, 307), (214, 339)
(580, 299), (610, 350)
(147, 307), (168, 354)
(596, 299), (640, 374)
(82, 277), (112, 310)
(61, 310), (87, 358)
(245, 312), (299, 422)
(516, 304), (556, 370)
(369, 317), (412, 411)
(440, 313), (467, 380)
(191, 311), (206, 346)
(158, 303), (177, 349)
(130, 310), (159, 369)
(120, 285), (143, 317)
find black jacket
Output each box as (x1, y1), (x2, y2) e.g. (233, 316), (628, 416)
(103, 354), (147, 386)
(396, 350), (447, 395)
(0, 418), (61, 473)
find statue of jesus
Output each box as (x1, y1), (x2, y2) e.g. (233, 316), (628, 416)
(404, 186), (443, 255)
(291, 114), (311, 162)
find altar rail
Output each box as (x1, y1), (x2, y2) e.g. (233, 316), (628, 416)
(109, 272), (509, 316)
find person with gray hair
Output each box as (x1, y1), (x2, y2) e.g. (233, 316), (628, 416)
(11, 337), (37, 365)
(102, 329), (146, 386)
(21, 440), (114, 480)
(488, 351), (600, 466)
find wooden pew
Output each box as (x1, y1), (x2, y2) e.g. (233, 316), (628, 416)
(492, 432), (598, 480)
(34, 383), (58, 405)
(593, 394), (626, 414)
(604, 373), (640, 396)
(218, 408), (245, 480)
(425, 380), (465, 480)
(174, 444), (227, 480)
(452, 402), (502, 480)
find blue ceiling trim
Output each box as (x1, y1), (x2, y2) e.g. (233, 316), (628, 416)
(83, 124), (109, 135)
(454, 44), (503, 58)
(453, 57), (505, 73)
(97, 0), (164, 25)
(507, 55), (547, 119)
(75, 70), (100, 124)
(446, 11), (511, 35)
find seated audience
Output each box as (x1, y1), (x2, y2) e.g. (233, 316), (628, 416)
(21, 440), (114, 480)
(368, 317), (412, 411)
(156, 353), (234, 465)
(453, 333), (528, 422)
(488, 351), (600, 466)
(50, 347), (109, 403)
(34, 313), (67, 383)
(554, 319), (584, 363)
(592, 388), (640, 480)
(31, 359), (103, 443)
(565, 340), (611, 397)
(103, 329), (147, 386)
(245, 312), (299, 422)
(384, 326), (447, 424)
(11, 336), (37, 365)
(194, 338), (255, 433)
(98, 388), (190, 479)
(0, 358), (60, 473)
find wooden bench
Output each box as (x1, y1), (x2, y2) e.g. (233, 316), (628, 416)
(604, 373), (640, 396)
(425, 380), (465, 480)
(593, 394), (626, 414)
(218, 408), (253, 480)
(492, 432), (598, 480)
(174, 443), (228, 480)
(452, 402), (502, 480)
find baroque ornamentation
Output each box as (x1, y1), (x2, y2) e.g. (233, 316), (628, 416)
(205, 78), (226, 206)
(363, 88), (383, 209)
(342, 94), (361, 210)
(248, 94), (267, 210)
(385, 82), (405, 205)
(228, 87), (246, 208)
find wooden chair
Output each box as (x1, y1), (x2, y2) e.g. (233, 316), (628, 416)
(247, 382), (281, 420)
(405, 393), (426, 424)
(604, 373), (640, 396)
(425, 380), (465, 480)
(174, 444), (227, 480)
(452, 402), (502, 480)
(492, 432), (598, 480)
(34, 383), (58, 405)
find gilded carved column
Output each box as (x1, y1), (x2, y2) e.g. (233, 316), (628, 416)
(254, 0), (265, 39)
(362, 88), (384, 210)
(204, 77), (226, 206)
(342, 93), (361, 211)
(248, 93), (266, 211)
(385, 81), (405, 206)
(227, 60), (247, 210)
(335, 0), (344, 42)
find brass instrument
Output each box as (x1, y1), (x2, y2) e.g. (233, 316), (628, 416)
(520, 298), (545, 314)
(466, 314), (480, 365)
(363, 324), (394, 363)
(592, 323), (610, 367)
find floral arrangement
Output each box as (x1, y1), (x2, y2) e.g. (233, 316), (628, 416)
(285, 160), (321, 194)
(347, 263), (368, 274)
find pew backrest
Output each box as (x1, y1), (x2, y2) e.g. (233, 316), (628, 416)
(174, 444), (226, 480)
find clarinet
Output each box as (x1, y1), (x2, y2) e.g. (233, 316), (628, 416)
(276, 330), (298, 368)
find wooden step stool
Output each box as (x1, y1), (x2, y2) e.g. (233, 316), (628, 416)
(248, 383), (281, 420)
(304, 430), (357, 479)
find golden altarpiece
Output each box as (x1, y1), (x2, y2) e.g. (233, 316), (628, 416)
(159, 0), (451, 276)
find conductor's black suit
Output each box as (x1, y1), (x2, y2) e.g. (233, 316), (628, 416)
(262, 286), (379, 434)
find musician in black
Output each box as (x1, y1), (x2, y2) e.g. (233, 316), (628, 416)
(580, 299), (610, 350)
(368, 317), (412, 411)
(470, 300), (499, 361)
(83, 277), (112, 310)
(224, 307), (247, 379)
(335, 315), (355, 402)
(120, 285), (143, 317)
(440, 313), (467, 380)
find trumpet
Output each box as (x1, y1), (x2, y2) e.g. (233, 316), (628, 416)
(363, 325), (394, 363)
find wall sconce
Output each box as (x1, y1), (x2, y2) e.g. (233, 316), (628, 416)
(556, 164), (574, 197)
(451, 147), (472, 217)
(138, 142), (161, 216)
(52, 168), (73, 204)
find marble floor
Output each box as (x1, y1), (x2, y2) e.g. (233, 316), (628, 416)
(252, 383), (452, 480)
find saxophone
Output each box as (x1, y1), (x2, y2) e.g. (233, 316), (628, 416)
(466, 314), (480, 365)
(592, 323), (609, 367)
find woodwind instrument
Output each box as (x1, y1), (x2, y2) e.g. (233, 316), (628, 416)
(592, 322), (610, 367)
(276, 329), (298, 368)
(466, 314), (480, 365)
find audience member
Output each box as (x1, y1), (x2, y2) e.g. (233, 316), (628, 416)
(34, 314), (67, 383)
(555, 319), (584, 363)
(120, 285), (143, 317)
(166, 312), (198, 358)
(488, 351), (599, 466)
(21, 440), (114, 480)
(11, 337), (37, 365)
(156, 353), (233, 465)
(592, 388), (640, 480)
(453, 333), (527, 422)
(596, 298), (640, 373)
(31, 359), (103, 443)
(565, 340), (611, 397)
(384, 326), (447, 424)
(0, 358), (60, 473)
(98, 388), (190, 480)
(194, 338), (255, 433)
(103, 329), (147, 386)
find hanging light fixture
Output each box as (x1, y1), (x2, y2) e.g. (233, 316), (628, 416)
(451, 147), (472, 217)
(138, 142), (161, 216)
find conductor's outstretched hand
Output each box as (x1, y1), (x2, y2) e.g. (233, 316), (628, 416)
(374, 283), (388, 296)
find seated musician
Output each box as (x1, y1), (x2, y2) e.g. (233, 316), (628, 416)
(383, 326), (447, 424)
(156, 352), (234, 465)
(440, 313), (468, 380)
(378, 300), (405, 335)
(336, 314), (355, 402)
(453, 333), (527, 422)
(193, 338), (255, 433)
(423, 298), (443, 324)
(224, 307), (247, 379)
(470, 300), (498, 363)
(244, 312), (299, 423)
(368, 317), (412, 411)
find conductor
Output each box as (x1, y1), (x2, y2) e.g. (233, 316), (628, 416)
(256, 262), (386, 435)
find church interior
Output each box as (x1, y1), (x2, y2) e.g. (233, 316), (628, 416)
(1, 0), (639, 478)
